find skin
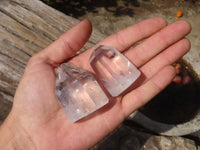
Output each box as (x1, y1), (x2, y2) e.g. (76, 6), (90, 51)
(0, 17), (191, 150)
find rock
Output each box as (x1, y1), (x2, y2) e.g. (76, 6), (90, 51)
(175, 63), (182, 75)
(89, 45), (141, 97)
(56, 63), (108, 122)
(96, 125), (200, 150)
(173, 75), (182, 84)
(182, 75), (192, 85)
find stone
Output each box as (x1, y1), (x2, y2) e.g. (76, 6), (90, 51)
(96, 124), (200, 150)
(55, 63), (109, 123)
(89, 45), (141, 97)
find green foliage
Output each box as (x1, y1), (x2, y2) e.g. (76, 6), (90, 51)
(43, 0), (51, 3)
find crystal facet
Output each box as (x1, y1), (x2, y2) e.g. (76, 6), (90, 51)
(56, 63), (109, 123)
(89, 45), (141, 97)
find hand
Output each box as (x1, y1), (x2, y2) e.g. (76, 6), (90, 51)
(0, 18), (191, 150)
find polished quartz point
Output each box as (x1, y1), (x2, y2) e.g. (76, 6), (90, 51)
(55, 63), (109, 123)
(89, 45), (141, 97)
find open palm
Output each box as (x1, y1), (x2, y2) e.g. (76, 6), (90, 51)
(2, 18), (191, 150)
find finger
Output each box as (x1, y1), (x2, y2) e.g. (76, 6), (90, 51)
(125, 20), (191, 67)
(122, 65), (176, 117)
(37, 20), (92, 65)
(140, 38), (190, 80)
(69, 17), (167, 69)
(99, 17), (167, 51)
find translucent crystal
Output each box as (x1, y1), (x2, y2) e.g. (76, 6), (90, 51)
(55, 63), (109, 123)
(89, 45), (141, 97)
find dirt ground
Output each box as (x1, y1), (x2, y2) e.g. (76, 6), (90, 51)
(44, 0), (200, 35)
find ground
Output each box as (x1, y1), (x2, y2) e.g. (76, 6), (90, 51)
(43, 0), (200, 35)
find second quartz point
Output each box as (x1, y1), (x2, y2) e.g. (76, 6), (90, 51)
(89, 45), (141, 97)
(56, 63), (109, 123)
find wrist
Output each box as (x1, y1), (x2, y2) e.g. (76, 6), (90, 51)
(0, 111), (36, 150)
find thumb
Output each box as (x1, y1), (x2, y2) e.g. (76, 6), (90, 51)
(37, 20), (92, 66)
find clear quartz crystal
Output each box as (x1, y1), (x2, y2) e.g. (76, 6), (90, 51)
(55, 63), (109, 123)
(89, 45), (141, 97)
